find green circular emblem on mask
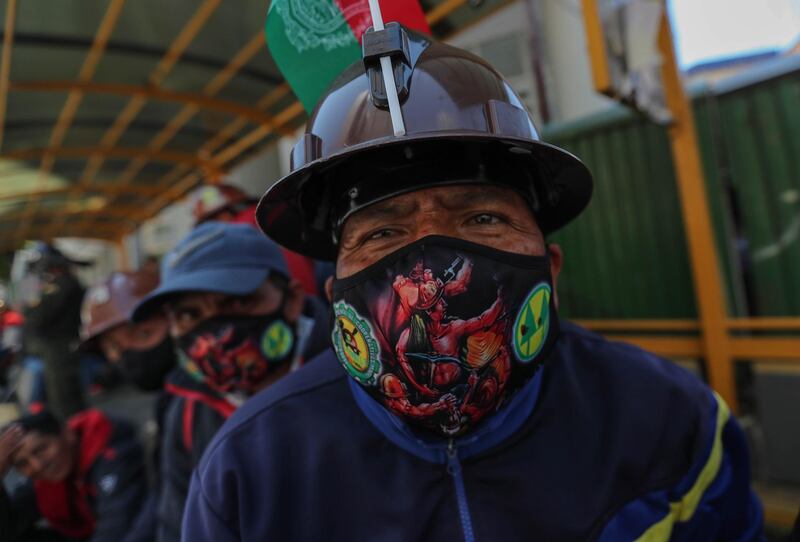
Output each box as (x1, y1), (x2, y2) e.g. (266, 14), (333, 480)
(261, 320), (294, 360)
(513, 283), (551, 363)
(332, 301), (382, 385)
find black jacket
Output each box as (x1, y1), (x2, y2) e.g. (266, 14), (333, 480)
(22, 272), (84, 348)
(157, 368), (233, 542)
(156, 296), (331, 542)
(121, 390), (177, 542)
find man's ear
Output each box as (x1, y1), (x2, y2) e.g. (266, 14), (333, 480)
(324, 276), (333, 303)
(283, 279), (306, 323)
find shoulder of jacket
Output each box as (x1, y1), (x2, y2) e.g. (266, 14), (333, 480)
(198, 350), (346, 468)
(558, 320), (709, 401)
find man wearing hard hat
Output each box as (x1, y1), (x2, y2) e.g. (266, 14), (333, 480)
(79, 268), (178, 542)
(183, 24), (762, 542)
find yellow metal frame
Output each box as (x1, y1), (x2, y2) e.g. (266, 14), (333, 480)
(0, 0), (481, 246)
(581, 14), (800, 527)
(576, 319), (800, 364)
(580, 0), (613, 95)
(657, 9), (739, 409)
(110, 0), (479, 237)
(579, 0), (765, 412)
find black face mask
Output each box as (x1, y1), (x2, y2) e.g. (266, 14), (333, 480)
(119, 336), (176, 392)
(331, 235), (559, 437)
(176, 312), (297, 395)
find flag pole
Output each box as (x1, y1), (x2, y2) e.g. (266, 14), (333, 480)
(367, 0), (406, 136)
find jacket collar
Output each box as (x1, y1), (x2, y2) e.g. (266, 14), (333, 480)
(348, 365), (544, 464)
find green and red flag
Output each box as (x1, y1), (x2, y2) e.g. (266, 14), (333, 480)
(266, 0), (430, 112)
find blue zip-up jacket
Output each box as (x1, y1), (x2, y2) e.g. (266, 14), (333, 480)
(182, 322), (763, 541)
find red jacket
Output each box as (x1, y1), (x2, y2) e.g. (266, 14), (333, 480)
(1, 409), (147, 542)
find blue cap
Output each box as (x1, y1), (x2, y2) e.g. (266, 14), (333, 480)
(132, 222), (289, 321)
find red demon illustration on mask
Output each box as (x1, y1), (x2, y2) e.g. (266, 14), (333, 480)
(332, 238), (555, 437)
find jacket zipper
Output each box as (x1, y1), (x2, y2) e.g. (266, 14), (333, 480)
(447, 439), (476, 542)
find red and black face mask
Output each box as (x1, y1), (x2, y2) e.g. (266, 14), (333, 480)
(331, 235), (559, 437)
(176, 311), (297, 396)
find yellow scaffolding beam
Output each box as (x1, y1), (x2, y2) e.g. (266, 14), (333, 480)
(580, 0), (739, 411)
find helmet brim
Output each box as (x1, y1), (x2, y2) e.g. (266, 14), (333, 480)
(256, 132), (593, 261)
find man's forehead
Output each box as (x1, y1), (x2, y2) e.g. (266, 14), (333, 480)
(168, 282), (272, 309)
(16, 431), (49, 451)
(101, 322), (132, 340)
(169, 291), (226, 308)
(346, 184), (526, 225)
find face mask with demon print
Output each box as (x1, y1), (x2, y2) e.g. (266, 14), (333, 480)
(331, 235), (559, 437)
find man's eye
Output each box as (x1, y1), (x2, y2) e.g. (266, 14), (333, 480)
(366, 229), (395, 241)
(470, 213), (502, 225)
(176, 309), (199, 323)
(221, 295), (256, 312)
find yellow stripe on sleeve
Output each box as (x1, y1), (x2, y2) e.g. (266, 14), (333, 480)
(635, 392), (731, 542)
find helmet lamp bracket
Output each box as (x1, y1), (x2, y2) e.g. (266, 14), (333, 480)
(362, 23), (412, 109)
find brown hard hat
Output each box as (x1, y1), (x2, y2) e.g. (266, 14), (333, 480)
(79, 269), (160, 348)
(256, 28), (593, 261)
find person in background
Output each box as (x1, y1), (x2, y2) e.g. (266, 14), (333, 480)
(192, 182), (334, 297)
(140, 255), (161, 277)
(79, 268), (177, 542)
(0, 285), (24, 390)
(0, 409), (147, 542)
(21, 243), (87, 420)
(130, 221), (330, 542)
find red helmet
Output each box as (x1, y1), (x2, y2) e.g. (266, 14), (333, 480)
(257, 27), (593, 261)
(193, 184), (257, 225)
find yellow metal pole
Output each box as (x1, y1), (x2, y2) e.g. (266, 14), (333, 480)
(580, 0), (737, 411)
(657, 12), (737, 412)
(580, 0), (612, 94)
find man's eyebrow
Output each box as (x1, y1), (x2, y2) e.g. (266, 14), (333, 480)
(438, 187), (518, 210)
(169, 294), (213, 311)
(348, 198), (419, 225)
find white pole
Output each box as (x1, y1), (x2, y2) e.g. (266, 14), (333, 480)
(367, 0), (406, 136)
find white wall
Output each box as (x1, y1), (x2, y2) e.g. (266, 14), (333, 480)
(536, 0), (615, 122)
(137, 198), (194, 259)
(53, 238), (119, 286)
(447, 2), (544, 123)
(227, 143), (283, 198)
(129, 124), (301, 261)
(446, 0), (614, 124)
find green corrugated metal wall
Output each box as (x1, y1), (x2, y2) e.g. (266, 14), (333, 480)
(694, 59), (800, 317)
(542, 57), (800, 319)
